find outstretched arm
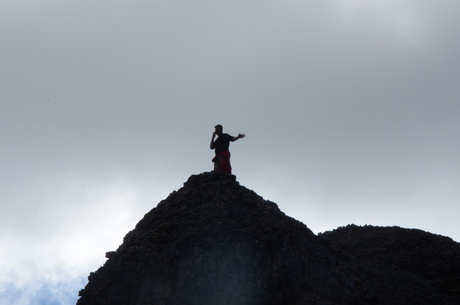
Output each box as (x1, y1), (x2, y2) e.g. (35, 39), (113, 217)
(233, 133), (246, 141)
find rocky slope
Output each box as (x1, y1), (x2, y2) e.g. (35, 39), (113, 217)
(77, 171), (460, 305)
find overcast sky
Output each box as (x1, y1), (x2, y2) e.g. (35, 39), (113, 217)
(1, 1), (459, 304)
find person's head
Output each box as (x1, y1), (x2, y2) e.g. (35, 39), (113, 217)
(214, 124), (223, 135)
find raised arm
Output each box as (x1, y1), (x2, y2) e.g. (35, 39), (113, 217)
(210, 132), (217, 149)
(233, 133), (246, 141)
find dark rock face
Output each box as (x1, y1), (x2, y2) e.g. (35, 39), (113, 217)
(77, 172), (460, 305)
(319, 225), (460, 304)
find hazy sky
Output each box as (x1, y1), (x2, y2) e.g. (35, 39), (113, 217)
(1, 1), (459, 304)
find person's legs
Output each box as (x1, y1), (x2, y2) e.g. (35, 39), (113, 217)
(213, 155), (222, 171)
(213, 154), (232, 174)
(219, 155), (232, 174)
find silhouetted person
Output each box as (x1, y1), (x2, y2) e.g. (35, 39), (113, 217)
(210, 124), (245, 174)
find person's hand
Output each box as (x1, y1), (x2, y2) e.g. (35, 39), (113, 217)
(238, 133), (246, 139)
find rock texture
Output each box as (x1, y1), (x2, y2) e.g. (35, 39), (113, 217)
(77, 171), (460, 305)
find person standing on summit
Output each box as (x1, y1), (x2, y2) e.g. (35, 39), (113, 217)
(210, 124), (245, 174)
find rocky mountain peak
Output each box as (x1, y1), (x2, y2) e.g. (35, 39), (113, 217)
(77, 172), (460, 305)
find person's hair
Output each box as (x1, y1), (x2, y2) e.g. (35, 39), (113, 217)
(214, 124), (223, 130)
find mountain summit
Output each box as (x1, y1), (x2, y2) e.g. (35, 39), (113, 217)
(77, 172), (460, 305)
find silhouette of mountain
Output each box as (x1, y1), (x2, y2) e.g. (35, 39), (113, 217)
(77, 172), (460, 305)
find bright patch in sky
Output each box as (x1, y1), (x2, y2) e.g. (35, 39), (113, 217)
(0, 184), (145, 305)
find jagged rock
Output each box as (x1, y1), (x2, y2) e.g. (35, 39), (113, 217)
(76, 172), (460, 305)
(105, 251), (117, 259)
(319, 225), (460, 304)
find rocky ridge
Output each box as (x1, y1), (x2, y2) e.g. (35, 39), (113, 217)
(77, 171), (460, 305)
